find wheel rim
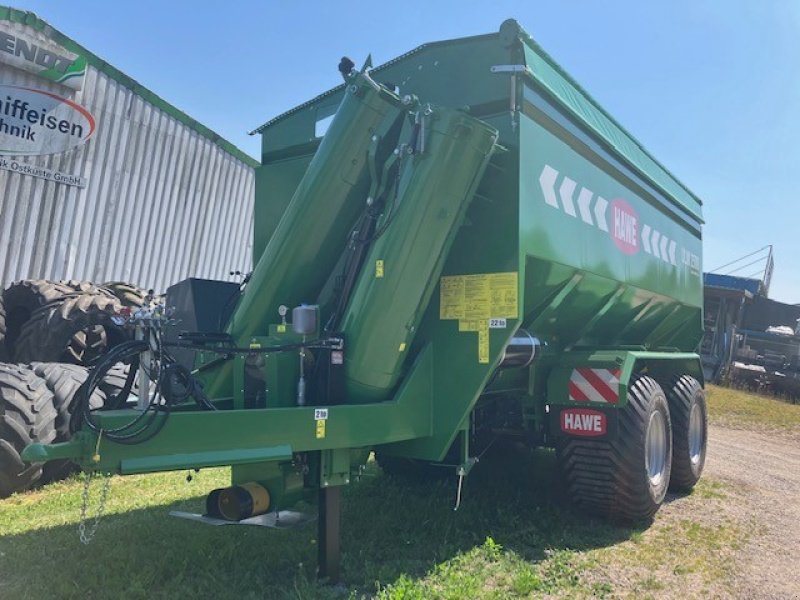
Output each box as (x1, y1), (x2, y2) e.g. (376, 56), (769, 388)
(646, 410), (668, 486)
(688, 402), (704, 465)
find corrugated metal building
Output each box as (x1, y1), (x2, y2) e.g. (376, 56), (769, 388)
(0, 6), (257, 292)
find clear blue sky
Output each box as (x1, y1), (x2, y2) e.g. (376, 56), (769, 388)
(15, 1), (800, 302)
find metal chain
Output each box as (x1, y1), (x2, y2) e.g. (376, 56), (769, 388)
(78, 472), (111, 545)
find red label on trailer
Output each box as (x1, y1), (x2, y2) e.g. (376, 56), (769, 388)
(610, 198), (639, 255)
(560, 408), (607, 436)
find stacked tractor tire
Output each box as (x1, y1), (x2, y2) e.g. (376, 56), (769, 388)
(0, 279), (150, 498)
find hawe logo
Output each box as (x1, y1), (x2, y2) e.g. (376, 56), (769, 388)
(610, 198), (639, 255)
(0, 85), (96, 156)
(560, 408), (607, 437)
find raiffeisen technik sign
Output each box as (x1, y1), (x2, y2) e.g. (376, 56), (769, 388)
(0, 84), (95, 155)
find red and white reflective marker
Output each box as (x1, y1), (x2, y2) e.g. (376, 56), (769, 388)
(568, 368), (621, 404)
(560, 408), (607, 436)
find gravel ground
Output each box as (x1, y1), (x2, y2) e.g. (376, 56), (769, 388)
(705, 425), (800, 600)
(587, 423), (800, 599)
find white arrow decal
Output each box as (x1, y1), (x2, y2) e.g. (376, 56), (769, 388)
(594, 196), (608, 231)
(668, 240), (677, 265)
(577, 188), (594, 225)
(559, 177), (577, 217)
(641, 224), (652, 254)
(539, 165), (559, 208)
(651, 229), (661, 260)
(660, 235), (670, 263)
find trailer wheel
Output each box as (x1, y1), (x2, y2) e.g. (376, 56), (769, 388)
(0, 364), (58, 498)
(557, 375), (672, 521)
(13, 294), (128, 365)
(665, 375), (707, 491)
(29, 363), (107, 483)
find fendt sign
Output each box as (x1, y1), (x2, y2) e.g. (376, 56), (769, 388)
(0, 85), (95, 155)
(0, 22), (86, 90)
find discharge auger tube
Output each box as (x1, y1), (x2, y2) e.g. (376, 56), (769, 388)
(340, 107), (498, 402)
(225, 71), (404, 346)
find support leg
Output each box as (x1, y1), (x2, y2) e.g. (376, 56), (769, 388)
(318, 486), (341, 582)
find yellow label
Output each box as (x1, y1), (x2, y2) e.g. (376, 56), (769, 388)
(488, 272), (518, 318)
(315, 419), (326, 439)
(398, 342), (406, 352)
(458, 320), (482, 332)
(440, 272), (518, 363)
(277, 324), (286, 333)
(464, 274), (491, 320)
(440, 276), (466, 319)
(440, 272), (518, 323)
(375, 259), (385, 278)
(249, 342), (261, 349)
(478, 322), (490, 364)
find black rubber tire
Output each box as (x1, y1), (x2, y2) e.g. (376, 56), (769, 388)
(556, 375), (673, 522)
(0, 364), (58, 498)
(13, 293), (128, 365)
(29, 363), (107, 483)
(0, 299), (7, 362)
(97, 362), (140, 407)
(665, 375), (707, 492)
(62, 280), (113, 295)
(3, 280), (80, 356)
(101, 281), (147, 308)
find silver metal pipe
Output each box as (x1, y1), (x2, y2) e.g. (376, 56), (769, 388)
(499, 329), (540, 369)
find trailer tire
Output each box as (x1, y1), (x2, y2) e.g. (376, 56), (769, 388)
(0, 364), (58, 498)
(665, 375), (707, 492)
(13, 293), (128, 365)
(556, 375), (672, 522)
(29, 363), (107, 483)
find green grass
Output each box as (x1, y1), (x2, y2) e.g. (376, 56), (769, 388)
(706, 383), (800, 432)
(1, 383), (786, 599)
(0, 446), (742, 599)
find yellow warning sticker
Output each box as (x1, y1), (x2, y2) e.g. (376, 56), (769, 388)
(375, 259), (385, 278)
(440, 272), (518, 321)
(489, 272), (518, 318)
(478, 321), (490, 364)
(458, 320), (482, 332)
(315, 419), (326, 439)
(440, 276), (466, 319)
(277, 324), (286, 333)
(464, 275), (491, 320)
(439, 272), (519, 363)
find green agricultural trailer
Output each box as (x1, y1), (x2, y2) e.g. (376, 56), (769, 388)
(24, 19), (707, 580)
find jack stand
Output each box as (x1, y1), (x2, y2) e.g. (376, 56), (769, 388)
(318, 486), (342, 582)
